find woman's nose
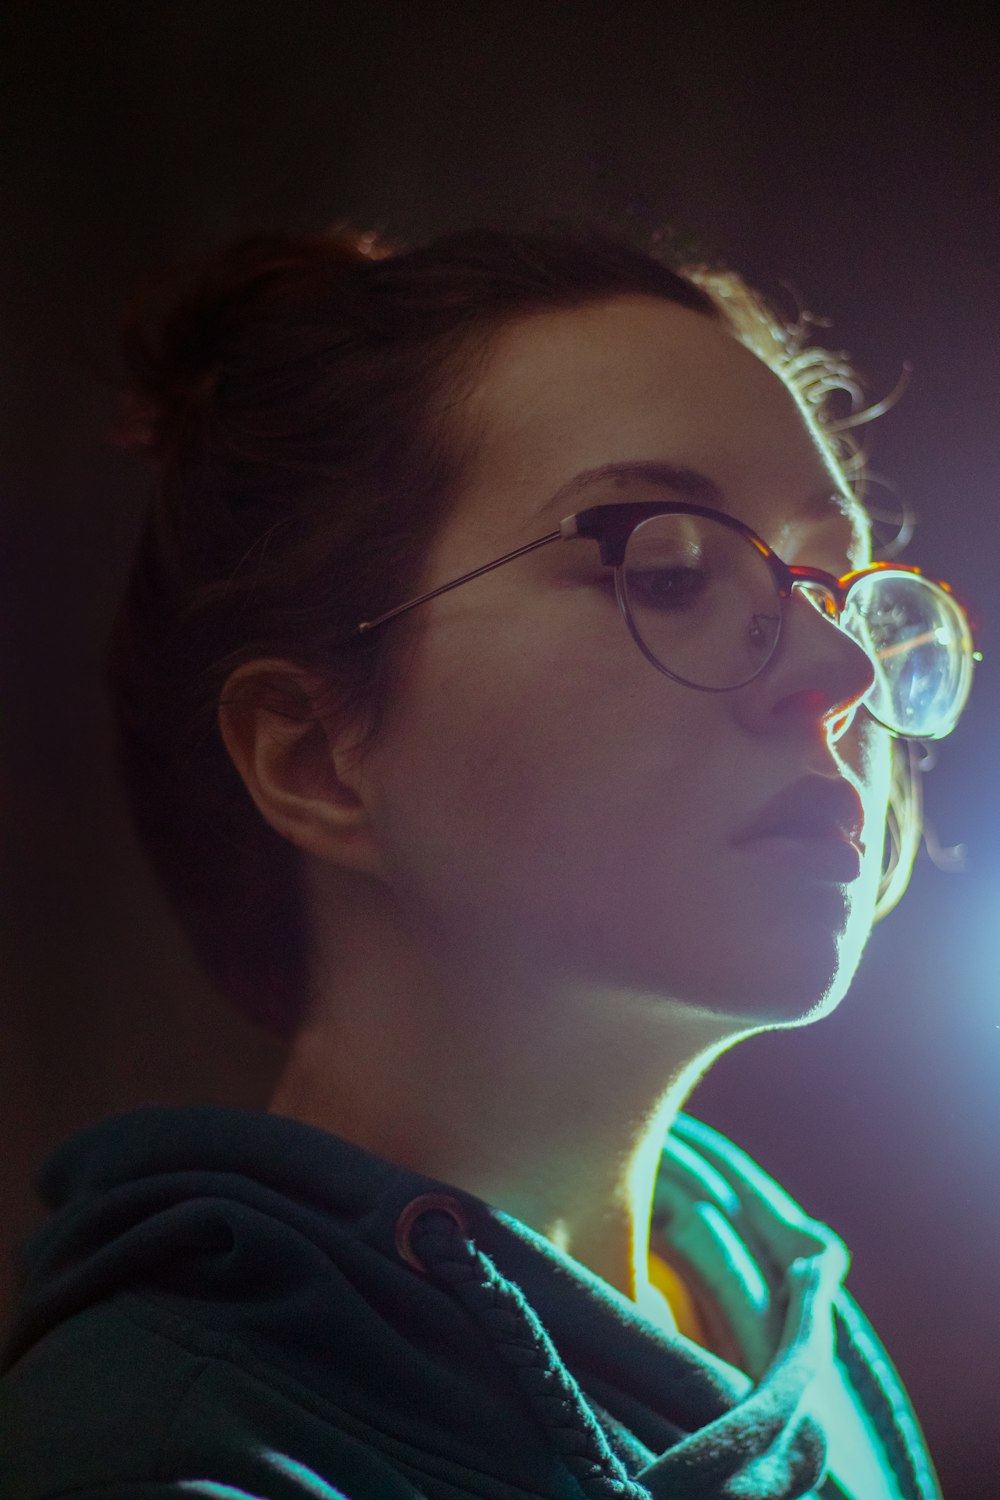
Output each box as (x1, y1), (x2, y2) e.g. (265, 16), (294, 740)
(734, 589), (877, 738)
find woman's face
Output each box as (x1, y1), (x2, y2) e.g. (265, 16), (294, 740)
(360, 295), (892, 1025)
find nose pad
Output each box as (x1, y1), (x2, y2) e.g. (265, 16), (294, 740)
(797, 582), (839, 621)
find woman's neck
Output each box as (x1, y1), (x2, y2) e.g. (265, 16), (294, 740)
(269, 871), (742, 1300)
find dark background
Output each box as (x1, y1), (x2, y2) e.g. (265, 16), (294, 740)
(1, 3), (997, 1494)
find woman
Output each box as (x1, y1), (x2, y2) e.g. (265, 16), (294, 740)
(0, 228), (975, 1499)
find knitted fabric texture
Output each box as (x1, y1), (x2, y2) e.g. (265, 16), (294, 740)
(410, 1206), (650, 1500)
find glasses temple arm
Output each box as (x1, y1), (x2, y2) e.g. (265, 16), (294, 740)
(356, 528), (562, 635)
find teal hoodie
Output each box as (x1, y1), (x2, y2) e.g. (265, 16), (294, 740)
(0, 1106), (939, 1500)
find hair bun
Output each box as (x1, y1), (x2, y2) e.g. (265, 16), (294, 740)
(116, 227), (394, 460)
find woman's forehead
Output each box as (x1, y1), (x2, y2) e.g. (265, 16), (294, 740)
(455, 295), (862, 547)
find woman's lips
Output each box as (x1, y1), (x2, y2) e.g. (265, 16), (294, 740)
(733, 774), (866, 845)
(732, 775), (866, 882)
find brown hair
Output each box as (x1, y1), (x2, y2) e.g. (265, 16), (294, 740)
(111, 225), (913, 1036)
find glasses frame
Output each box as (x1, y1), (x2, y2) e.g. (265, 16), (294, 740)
(355, 501), (976, 736)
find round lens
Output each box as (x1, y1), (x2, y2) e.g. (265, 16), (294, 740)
(842, 571), (974, 739)
(621, 513), (781, 689)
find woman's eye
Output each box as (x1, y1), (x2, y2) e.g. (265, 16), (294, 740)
(627, 566), (708, 611)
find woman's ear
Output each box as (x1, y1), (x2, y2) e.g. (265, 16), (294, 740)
(218, 660), (382, 877)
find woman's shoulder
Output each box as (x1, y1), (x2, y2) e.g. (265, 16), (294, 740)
(0, 1295), (423, 1500)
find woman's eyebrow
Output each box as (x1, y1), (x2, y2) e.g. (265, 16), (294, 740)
(538, 461), (722, 518)
(532, 459), (860, 529)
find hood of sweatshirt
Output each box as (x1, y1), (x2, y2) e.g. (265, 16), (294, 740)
(2, 1107), (936, 1500)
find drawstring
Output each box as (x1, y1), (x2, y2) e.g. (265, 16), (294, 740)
(402, 1199), (650, 1500)
(834, 1305), (931, 1500)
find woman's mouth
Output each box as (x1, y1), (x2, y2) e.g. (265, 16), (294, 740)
(732, 775), (866, 882)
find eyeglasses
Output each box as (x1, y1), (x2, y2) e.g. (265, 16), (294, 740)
(357, 502), (978, 741)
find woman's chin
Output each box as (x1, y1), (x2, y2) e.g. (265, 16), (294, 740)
(591, 912), (869, 1031)
(650, 873), (877, 1026)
